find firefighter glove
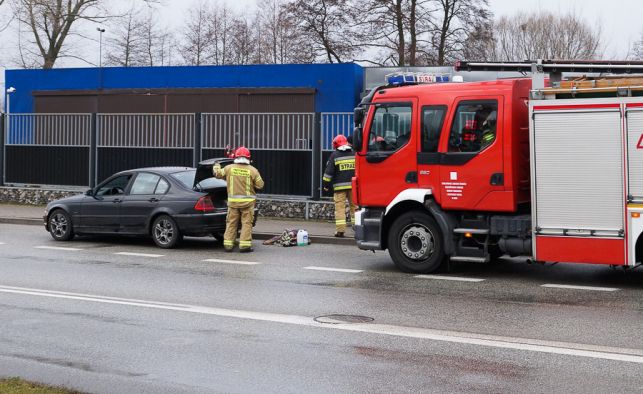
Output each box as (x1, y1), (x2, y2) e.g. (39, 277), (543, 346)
(212, 163), (221, 175)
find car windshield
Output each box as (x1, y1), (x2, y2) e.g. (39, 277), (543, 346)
(171, 170), (226, 190)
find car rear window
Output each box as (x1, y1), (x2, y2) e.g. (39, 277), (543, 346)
(171, 170), (225, 190)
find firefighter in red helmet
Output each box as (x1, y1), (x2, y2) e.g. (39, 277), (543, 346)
(323, 134), (356, 237)
(213, 146), (264, 252)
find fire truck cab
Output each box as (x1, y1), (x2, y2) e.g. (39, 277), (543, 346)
(352, 61), (643, 273)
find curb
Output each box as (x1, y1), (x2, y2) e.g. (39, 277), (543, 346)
(0, 217), (356, 246)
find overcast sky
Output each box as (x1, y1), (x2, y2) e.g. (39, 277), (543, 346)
(2, 0), (643, 94)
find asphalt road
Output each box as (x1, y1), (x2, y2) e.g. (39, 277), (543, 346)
(0, 224), (642, 393)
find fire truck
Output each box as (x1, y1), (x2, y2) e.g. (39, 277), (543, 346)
(352, 60), (643, 273)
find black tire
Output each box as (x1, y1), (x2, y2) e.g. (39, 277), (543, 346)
(48, 209), (75, 241)
(151, 215), (182, 249)
(387, 211), (445, 273)
(211, 232), (224, 245)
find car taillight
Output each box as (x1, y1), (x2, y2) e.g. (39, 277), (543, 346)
(194, 196), (215, 213)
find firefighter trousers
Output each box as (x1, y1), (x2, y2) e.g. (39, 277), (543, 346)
(223, 201), (255, 251)
(333, 190), (356, 233)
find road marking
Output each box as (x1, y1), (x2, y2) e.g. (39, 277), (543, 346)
(34, 245), (83, 251)
(0, 242), (5, 245)
(114, 252), (164, 258)
(0, 284), (641, 364)
(415, 275), (485, 282)
(303, 266), (363, 273)
(541, 284), (619, 292)
(203, 258), (261, 265)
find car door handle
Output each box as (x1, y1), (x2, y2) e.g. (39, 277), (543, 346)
(148, 197), (159, 203)
(113, 198), (122, 203)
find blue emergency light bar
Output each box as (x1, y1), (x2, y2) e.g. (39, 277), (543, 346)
(385, 72), (451, 86)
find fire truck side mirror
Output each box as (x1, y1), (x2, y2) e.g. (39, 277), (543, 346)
(353, 126), (363, 152)
(354, 107), (365, 127)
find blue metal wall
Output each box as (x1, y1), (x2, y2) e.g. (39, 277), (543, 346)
(4, 63), (364, 113)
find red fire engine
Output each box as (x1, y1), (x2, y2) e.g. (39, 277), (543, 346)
(352, 60), (643, 273)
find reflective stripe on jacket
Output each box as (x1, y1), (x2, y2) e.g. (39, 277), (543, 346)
(214, 163), (264, 204)
(323, 148), (355, 192)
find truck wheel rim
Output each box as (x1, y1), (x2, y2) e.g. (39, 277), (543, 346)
(154, 219), (174, 245)
(400, 225), (434, 261)
(50, 213), (68, 238)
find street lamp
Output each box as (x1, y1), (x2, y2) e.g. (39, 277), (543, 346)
(96, 27), (106, 67)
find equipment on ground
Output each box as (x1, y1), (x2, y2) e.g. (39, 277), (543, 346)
(352, 60), (643, 273)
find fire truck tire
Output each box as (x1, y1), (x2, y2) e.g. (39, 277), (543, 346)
(388, 211), (445, 273)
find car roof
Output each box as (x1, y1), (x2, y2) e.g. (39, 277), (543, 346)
(115, 166), (195, 176)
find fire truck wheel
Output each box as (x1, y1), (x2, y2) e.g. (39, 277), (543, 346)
(388, 211), (445, 273)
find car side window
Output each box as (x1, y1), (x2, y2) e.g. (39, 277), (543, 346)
(95, 175), (132, 196)
(421, 105), (447, 153)
(130, 173), (161, 195)
(448, 100), (498, 153)
(155, 178), (170, 195)
(367, 104), (412, 152)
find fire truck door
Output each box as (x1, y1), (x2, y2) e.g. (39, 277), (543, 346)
(439, 97), (505, 211)
(417, 105), (448, 196)
(357, 100), (418, 207)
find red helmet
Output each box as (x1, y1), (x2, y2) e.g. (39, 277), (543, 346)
(234, 146), (251, 158)
(332, 135), (348, 149)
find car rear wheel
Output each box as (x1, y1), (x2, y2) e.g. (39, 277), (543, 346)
(387, 211), (445, 273)
(48, 209), (75, 241)
(152, 215), (182, 248)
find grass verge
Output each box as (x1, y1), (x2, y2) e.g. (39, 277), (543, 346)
(0, 377), (83, 394)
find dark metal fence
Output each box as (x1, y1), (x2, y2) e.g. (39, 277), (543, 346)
(1, 112), (353, 199)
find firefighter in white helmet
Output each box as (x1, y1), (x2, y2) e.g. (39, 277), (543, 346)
(213, 146), (264, 252)
(323, 134), (356, 237)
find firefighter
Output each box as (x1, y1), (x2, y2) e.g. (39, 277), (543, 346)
(323, 135), (356, 237)
(213, 146), (264, 253)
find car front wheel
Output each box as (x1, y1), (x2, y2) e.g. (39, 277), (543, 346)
(48, 209), (74, 241)
(152, 215), (182, 248)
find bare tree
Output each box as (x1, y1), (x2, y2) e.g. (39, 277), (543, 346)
(425, 0), (491, 65)
(285, 0), (355, 63)
(631, 32), (643, 60)
(179, 1), (212, 66)
(255, 0), (313, 64)
(353, 0), (434, 66)
(12, 0), (106, 69)
(493, 11), (601, 61)
(105, 5), (143, 67)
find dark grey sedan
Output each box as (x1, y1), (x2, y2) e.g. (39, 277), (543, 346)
(44, 159), (237, 248)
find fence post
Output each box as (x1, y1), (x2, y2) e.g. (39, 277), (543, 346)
(0, 113), (5, 186)
(312, 112), (322, 200)
(89, 113), (97, 188)
(194, 112), (202, 167)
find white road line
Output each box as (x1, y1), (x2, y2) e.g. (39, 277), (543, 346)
(303, 266), (363, 273)
(34, 245), (83, 251)
(0, 284), (641, 364)
(203, 258), (261, 265)
(114, 252), (164, 258)
(0, 242), (5, 245)
(541, 284), (619, 292)
(415, 275), (485, 282)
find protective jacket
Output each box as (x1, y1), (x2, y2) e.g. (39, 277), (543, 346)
(323, 146), (355, 192)
(214, 162), (264, 205)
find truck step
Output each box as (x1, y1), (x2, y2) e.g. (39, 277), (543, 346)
(450, 256), (489, 263)
(453, 228), (490, 235)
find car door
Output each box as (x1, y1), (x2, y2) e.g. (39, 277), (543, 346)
(417, 105), (448, 201)
(81, 174), (133, 233)
(439, 97), (504, 210)
(120, 172), (169, 234)
(357, 100), (418, 207)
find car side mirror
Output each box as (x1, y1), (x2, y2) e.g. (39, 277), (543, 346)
(85, 189), (94, 196)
